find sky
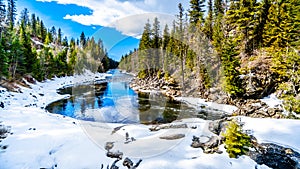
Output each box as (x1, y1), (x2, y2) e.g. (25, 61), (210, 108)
(17, 0), (190, 61)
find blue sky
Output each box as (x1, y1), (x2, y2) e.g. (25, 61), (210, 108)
(17, 0), (189, 61)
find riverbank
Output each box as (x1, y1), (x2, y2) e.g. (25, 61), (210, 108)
(129, 74), (291, 119)
(0, 72), (299, 168)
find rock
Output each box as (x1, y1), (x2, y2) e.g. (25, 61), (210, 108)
(123, 158), (142, 169)
(208, 118), (229, 135)
(149, 123), (188, 131)
(249, 142), (300, 169)
(191, 135), (223, 154)
(106, 151), (123, 160)
(24, 75), (36, 84)
(233, 99), (285, 118)
(0, 102), (4, 108)
(105, 142), (114, 151)
(159, 134), (185, 140)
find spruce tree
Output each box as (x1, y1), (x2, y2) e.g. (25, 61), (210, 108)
(221, 36), (244, 97)
(223, 120), (252, 158)
(188, 0), (205, 26)
(39, 20), (46, 42)
(19, 20), (36, 74)
(20, 8), (29, 26)
(80, 31), (86, 47)
(138, 20), (151, 77)
(7, 0), (17, 30)
(0, 39), (8, 77)
(0, 0), (6, 37)
(264, 0), (300, 48)
(31, 13), (37, 36)
(203, 0), (213, 40)
(57, 28), (62, 45)
(152, 17), (161, 69)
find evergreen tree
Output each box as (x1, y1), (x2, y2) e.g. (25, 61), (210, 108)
(223, 120), (252, 158)
(49, 26), (56, 41)
(57, 28), (62, 45)
(7, 0), (17, 30)
(203, 0), (213, 40)
(221, 36), (244, 97)
(162, 24), (170, 72)
(39, 20), (46, 42)
(0, 39), (8, 77)
(138, 20), (152, 77)
(152, 17), (161, 69)
(19, 20), (36, 74)
(0, 0), (6, 37)
(62, 36), (68, 46)
(20, 8), (29, 26)
(31, 13), (36, 36)
(263, 0), (300, 48)
(80, 31), (86, 47)
(188, 0), (205, 26)
(214, 0), (224, 16)
(212, 14), (225, 57)
(177, 3), (185, 89)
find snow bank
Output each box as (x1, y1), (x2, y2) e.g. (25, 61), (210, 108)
(260, 94), (283, 108)
(175, 97), (238, 114)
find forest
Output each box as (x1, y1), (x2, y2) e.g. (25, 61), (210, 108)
(0, 0), (118, 81)
(119, 0), (300, 114)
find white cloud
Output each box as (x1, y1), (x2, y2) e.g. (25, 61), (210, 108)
(36, 0), (189, 37)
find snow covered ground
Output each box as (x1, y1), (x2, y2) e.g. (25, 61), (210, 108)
(0, 72), (299, 169)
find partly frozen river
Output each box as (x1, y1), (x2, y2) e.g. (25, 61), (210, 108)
(46, 70), (224, 123)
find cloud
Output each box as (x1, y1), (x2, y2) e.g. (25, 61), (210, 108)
(36, 0), (189, 37)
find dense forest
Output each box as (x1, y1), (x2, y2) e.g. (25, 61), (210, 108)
(0, 0), (118, 81)
(119, 0), (300, 114)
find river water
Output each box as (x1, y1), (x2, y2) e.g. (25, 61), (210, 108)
(46, 70), (224, 124)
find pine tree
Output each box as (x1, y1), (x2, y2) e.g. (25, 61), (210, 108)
(203, 0), (213, 40)
(19, 20), (36, 74)
(31, 13), (37, 36)
(212, 14), (225, 57)
(152, 17), (161, 69)
(214, 0), (224, 17)
(264, 0), (300, 48)
(49, 26), (56, 41)
(57, 28), (62, 45)
(62, 36), (68, 46)
(20, 8), (29, 26)
(162, 24), (170, 72)
(39, 20), (46, 42)
(138, 20), (151, 77)
(188, 0), (205, 26)
(0, 0), (6, 37)
(0, 39), (8, 77)
(177, 3), (185, 90)
(223, 120), (252, 158)
(221, 36), (244, 97)
(80, 31), (86, 47)
(7, 0), (17, 30)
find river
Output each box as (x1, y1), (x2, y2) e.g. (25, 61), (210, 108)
(46, 70), (224, 124)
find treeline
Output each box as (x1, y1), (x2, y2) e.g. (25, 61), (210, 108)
(0, 0), (118, 81)
(119, 0), (300, 113)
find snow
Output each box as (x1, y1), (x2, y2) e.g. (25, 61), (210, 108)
(260, 94), (283, 108)
(0, 72), (298, 169)
(240, 116), (300, 151)
(175, 97), (238, 114)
